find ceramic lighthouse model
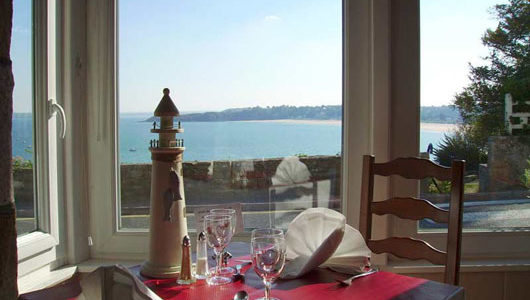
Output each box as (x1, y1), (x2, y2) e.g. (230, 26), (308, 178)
(141, 88), (188, 278)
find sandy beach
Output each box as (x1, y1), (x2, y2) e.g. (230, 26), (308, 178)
(240, 119), (341, 125)
(241, 119), (458, 133)
(420, 122), (458, 132)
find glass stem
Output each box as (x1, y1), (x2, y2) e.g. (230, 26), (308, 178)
(221, 249), (226, 267)
(215, 250), (223, 276)
(263, 279), (272, 300)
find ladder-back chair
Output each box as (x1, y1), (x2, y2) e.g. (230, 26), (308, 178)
(359, 155), (465, 285)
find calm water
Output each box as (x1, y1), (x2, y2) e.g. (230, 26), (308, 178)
(12, 115), (449, 163)
(12, 115), (34, 162)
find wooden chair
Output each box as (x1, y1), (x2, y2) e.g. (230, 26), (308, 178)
(359, 155), (465, 285)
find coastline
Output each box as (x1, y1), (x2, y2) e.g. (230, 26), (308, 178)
(239, 119), (458, 133)
(420, 122), (458, 133)
(238, 119), (341, 125)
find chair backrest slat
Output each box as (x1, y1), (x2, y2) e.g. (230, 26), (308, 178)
(371, 197), (449, 223)
(360, 155), (464, 286)
(368, 237), (447, 265)
(373, 157), (452, 180)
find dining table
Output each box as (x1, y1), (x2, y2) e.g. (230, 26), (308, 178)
(135, 242), (464, 300)
(19, 242), (464, 300)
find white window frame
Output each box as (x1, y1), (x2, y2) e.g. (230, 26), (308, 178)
(382, 0), (530, 262)
(84, 0), (530, 263)
(85, 0), (357, 259)
(16, 0), (65, 277)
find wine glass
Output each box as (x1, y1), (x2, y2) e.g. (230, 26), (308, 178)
(204, 214), (235, 285)
(251, 228), (284, 240)
(209, 209), (237, 275)
(251, 228), (286, 300)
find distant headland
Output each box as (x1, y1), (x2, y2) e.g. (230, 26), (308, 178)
(143, 105), (461, 124)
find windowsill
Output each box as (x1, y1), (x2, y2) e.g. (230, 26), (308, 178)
(384, 258), (530, 274)
(17, 260), (142, 294)
(18, 265), (77, 294)
(75, 258), (144, 273)
(17, 231), (58, 261)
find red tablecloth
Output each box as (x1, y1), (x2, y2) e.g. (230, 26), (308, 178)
(134, 258), (463, 300)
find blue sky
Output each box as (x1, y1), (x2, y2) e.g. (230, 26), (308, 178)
(420, 0), (506, 107)
(11, 0), (507, 113)
(11, 0), (32, 114)
(118, 0), (342, 113)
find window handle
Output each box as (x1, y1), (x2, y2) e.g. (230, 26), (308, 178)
(48, 99), (67, 139)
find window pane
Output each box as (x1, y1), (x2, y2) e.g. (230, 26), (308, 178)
(12, 0), (36, 235)
(420, 0), (529, 231)
(118, 0), (342, 231)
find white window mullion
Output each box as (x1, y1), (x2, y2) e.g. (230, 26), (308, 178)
(34, 0), (50, 235)
(86, 0), (149, 259)
(46, 0), (60, 243)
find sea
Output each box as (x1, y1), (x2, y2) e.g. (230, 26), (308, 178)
(12, 114), (451, 163)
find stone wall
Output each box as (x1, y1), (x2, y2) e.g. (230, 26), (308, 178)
(422, 136), (530, 197)
(12, 168), (34, 218)
(13, 155), (342, 216)
(120, 155), (342, 215)
(14, 144), (530, 216)
(486, 136), (530, 192)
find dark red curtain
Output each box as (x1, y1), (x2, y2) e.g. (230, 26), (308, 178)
(0, 0), (18, 298)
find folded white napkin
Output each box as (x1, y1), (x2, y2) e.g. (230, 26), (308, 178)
(281, 208), (371, 279)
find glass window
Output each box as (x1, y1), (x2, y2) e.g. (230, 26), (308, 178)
(420, 0), (529, 232)
(118, 0), (342, 231)
(12, 0), (36, 236)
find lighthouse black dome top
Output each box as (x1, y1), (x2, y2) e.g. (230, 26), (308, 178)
(154, 88), (180, 117)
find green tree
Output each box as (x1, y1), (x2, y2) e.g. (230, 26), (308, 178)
(453, 0), (530, 147)
(433, 128), (487, 172)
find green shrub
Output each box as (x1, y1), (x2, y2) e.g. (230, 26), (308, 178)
(428, 178), (479, 194)
(428, 179), (451, 194)
(522, 158), (530, 189)
(12, 156), (32, 170)
(432, 128), (487, 173)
